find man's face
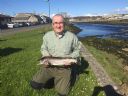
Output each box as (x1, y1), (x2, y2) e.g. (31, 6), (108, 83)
(52, 16), (64, 33)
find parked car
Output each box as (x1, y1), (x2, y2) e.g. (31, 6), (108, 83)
(7, 23), (19, 28)
(0, 24), (8, 29)
(26, 22), (31, 26)
(18, 22), (28, 27)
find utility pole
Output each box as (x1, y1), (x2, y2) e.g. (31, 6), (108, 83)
(48, 0), (50, 18)
(44, 0), (51, 23)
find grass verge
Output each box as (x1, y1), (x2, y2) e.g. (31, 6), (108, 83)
(0, 26), (105, 96)
(81, 38), (128, 85)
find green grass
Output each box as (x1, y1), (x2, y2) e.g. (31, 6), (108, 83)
(81, 42), (128, 85)
(0, 27), (104, 96)
(69, 67), (105, 96)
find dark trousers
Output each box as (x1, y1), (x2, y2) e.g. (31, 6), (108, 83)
(30, 66), (72, 95)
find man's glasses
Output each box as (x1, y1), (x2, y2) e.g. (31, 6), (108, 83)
(53, 22), (64, 25)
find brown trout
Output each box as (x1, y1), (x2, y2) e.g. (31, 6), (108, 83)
(38, 57), (77, 66)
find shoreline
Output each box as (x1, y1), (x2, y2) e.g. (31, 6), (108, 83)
(71, 20), (128, 26)
(65, 23), (82, 34)
(72, 22), (128, 26)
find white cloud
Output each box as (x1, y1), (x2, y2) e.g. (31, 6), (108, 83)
(51, 14), (55, 17)
(84, 13), (99, 16)
(102, 13), (109, 16)
(124, 7), (128, 11)
(84, 13), (108, 16)
(114, 7), (128, 13)
(115, 8), (121, 12)
(82, 7), (128, 17)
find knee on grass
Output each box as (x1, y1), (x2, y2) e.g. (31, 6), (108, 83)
(30, 80), (44, 90)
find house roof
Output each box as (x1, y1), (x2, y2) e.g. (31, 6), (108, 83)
(12, 13), (44, 22)
(15, 13), (34, 17)
(12, 13), (34, 22)
(34, 15), (43, 21)
(0, 14), (11, 18)
(15, 13), (50, 21)
(12, 17), (30, 21)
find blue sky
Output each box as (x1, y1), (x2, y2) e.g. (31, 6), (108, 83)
(0, 0), (128, 17)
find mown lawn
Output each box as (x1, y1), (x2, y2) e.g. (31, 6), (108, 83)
(0, 27), (104, 96)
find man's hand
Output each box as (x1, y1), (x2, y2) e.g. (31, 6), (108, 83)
(43, 59), (50, 67)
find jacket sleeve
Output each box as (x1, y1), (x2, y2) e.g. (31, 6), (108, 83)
(40, 35), (50, 57)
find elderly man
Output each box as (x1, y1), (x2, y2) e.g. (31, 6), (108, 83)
(30, 14), (80, 96)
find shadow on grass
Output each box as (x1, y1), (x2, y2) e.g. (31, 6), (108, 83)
(0, 39), (6, 42)
(78, 57), (89, 74)
(0, 47), (23, 57)
(92, 85), (123, 96)
(70, 57), (89, 87)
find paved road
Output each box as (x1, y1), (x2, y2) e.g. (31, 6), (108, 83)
(0, 24), (50, 37)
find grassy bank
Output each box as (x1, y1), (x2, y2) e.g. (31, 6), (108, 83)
(0, 25), (104, 96)
(81, 37), (128, 85)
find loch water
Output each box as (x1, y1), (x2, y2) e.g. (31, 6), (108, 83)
(75, 23), (128, 40)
